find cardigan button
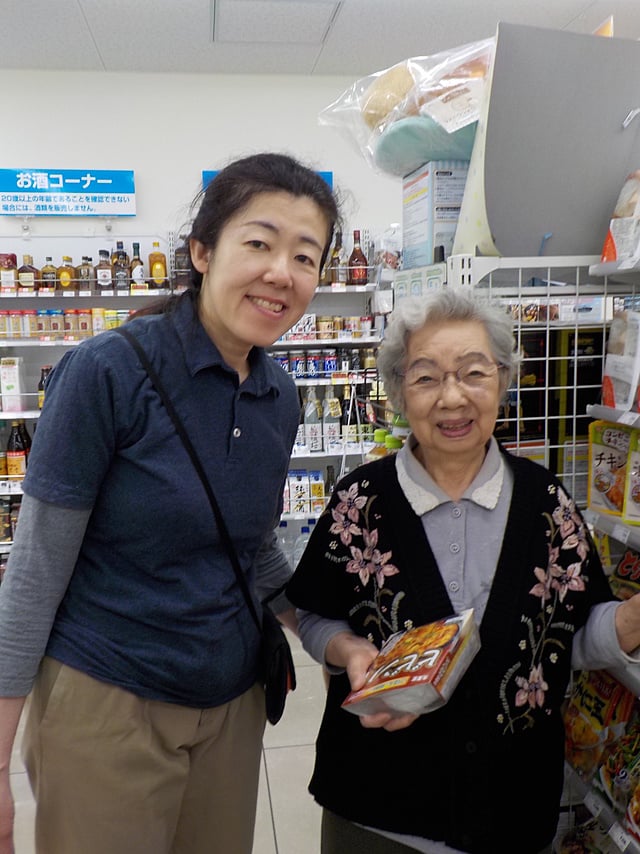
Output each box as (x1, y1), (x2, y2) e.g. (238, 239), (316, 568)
(232, 427), (242, 438)
(465, 740), (478, 754)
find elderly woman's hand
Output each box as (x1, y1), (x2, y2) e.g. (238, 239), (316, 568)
(324, 631), (419, 732)
(615, 592), (640, 654)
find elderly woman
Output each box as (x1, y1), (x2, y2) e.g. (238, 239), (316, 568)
(287, 288), (640, 854)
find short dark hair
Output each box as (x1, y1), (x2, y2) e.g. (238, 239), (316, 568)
(188, 152), (340, 291)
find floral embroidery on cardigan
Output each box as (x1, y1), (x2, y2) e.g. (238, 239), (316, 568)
(498, 484), (590, 733)
(328, 480), (402, 638)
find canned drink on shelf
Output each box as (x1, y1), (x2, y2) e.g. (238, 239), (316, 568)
(21, 309), (37, 338)
(343, 316), (361, 339)
(91, 308), (106, 335)
(292, 352), (306, 378)
(306, 350), (321, 378)
(63, 309), (79, 336)
(104, 310), (119, 330)
(76, 309), (92, 336)
(36, 309), (50, 336)
(273, 352), (290, 372)
(322, 348), (338, 374)
(360, 316), (373, 337)
(8, 310), (22, 338)
(316, 316), (334, 340)
(48, 309), (64, 334)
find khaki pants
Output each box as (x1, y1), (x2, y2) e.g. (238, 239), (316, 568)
(22, 657), (266, 854)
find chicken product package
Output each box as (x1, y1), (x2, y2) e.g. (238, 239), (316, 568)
(342, 609), (480, 717)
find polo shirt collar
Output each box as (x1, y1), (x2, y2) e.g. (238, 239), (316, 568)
(396, 435), (505, 515)
(170, 293), (281, 396)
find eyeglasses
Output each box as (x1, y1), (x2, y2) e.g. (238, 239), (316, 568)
(400, 359), (504, 393)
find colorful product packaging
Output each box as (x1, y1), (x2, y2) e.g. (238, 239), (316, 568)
(587, 420), (633, 517)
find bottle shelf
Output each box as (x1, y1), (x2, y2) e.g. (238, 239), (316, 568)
(293, 373), (377, 387)
(0, 481), (23, 496)
(0, 410), (41, 420)
(315, 283), (378, 294)
(290, 442), (374, 461)
(272, 335), (382, 350)
(0, 288), (170, 299)
(0, 338), (81, 348)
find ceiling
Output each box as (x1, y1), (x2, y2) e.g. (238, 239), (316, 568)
(3, 0), (640, 77)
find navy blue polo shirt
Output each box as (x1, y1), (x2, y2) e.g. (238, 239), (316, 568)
(23, 294), (299, 707)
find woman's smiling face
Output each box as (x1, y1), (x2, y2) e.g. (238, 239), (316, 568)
(403, 318), (502, 471)
(191, 190), (329, 370)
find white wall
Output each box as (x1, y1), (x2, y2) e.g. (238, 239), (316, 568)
(0, 69), (401, 251)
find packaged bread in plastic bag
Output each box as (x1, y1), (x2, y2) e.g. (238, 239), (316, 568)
(319, 38), (494, 178)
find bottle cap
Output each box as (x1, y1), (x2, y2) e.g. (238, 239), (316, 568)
(384, 435), (403, 450)
(373, 428), (389, 443)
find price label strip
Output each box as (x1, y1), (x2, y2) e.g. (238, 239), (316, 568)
(609, 822), (632, 851)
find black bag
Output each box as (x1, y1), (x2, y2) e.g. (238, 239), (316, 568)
(261, 605), (297, 725)
(116, 327), (296, 725)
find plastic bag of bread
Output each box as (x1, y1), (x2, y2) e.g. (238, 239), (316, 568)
(319, 38), (494, 177)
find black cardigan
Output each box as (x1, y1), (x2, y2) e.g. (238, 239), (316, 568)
(287, 447), (614, 853)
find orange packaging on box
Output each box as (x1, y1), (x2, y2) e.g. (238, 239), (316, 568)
(341, 609), (480, 717)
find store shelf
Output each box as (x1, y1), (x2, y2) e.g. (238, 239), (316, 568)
(565, 764), (640, 853)
(0, 288), (170, 300)
(290, 443), (374, 461)
(315, 283), (378, 294)
(0, 481), (23, 496)
(272, 335), (382, 349)
(587, 405), (640, 428)
(0, 338), (81, 348)
(0, 410), (40, 420)
(590, 260), (640, 279)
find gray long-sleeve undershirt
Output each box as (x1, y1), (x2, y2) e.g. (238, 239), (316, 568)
(0, 494), (294, 697)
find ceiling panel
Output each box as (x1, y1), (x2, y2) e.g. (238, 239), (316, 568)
(0, 0), (639, 76)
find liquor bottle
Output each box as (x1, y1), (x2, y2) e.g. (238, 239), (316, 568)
(148, 241), (168, 288)
(37, 365), (52, 409)
(110, 240), (129, 268)
(75, 256), (95, 291)
(293, 392), (306, 455)
(356, 384), (374, 442)
(173, 237), (191, 290)
(17, 255), (39, 292)
(6, 421), (27, 480)
(0, 255), (17, 290)
(129, 242), (146, 290)
(329, 230), (348, 284)
(325, 464), (336, 498)
(57, 256), (76, 290)
(303, 387), (323, 453)
(18, 420), (31, 460)
(113, 249), (129, 292)
(95, 250), (114, 291)
(40, 256), (57, 290)
(341, 384), (359, 446)
(347, 229), (368, 285)
(322, 387), (342, 452)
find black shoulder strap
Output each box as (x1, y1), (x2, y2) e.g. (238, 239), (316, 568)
(114, 326), (263, 631)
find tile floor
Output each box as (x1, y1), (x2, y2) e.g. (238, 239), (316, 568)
(10, 629), (325, 854)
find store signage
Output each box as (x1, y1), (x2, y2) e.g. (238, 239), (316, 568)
(0, 169), (136, 217)
(202, 170), (333, 189)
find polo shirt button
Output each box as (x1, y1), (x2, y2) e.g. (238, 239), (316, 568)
(449, 543), (460, 554)
(452, 507), (462, 518)
(232, 427), (241, 438)
(449, 581), (460, 593)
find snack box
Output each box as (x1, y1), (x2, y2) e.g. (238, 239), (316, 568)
(609, 546), (640, 601)
(587, 420), (633, 517)
(342, 609), (479, 717)
(0, 356), (25, 411)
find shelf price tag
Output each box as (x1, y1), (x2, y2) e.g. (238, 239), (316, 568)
(584, 789), (604, 818)
(619, 411), (639, 427)
(612, 524), (631, 544)
(609, 822), (632, 850)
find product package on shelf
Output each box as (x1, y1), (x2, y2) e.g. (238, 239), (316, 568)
(402, 160), (469, 268)
(623, 431), (640, 526)
(0, 357), (26, 411)
(287, 470), (310, 515)
(341, 609), (480, 717)
(600, 170), (640, 265)
(609, 546), (640, 601)
(602, 311), (640, 411)
(587, 421), (633, 517)
(564, 669), (636, 783)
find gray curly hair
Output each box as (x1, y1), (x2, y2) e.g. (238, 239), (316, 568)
(377, 288), (518, 414)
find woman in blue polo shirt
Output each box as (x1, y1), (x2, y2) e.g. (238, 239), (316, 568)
(0, 153), (340, 854)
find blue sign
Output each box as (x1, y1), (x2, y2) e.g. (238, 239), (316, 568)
(202, 170), (333, 190)
(0, 169), (136, 216)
